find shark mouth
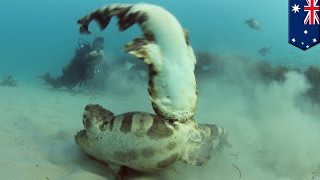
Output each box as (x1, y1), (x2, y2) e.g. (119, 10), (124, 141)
(77, 3), (198, 122)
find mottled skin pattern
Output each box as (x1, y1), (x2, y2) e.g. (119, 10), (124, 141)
(77, 3), (197, 122)
(75, 104), (228, 171)
(74, 3), (230, 178)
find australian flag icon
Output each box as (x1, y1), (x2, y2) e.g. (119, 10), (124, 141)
(289, 0), (320, 50)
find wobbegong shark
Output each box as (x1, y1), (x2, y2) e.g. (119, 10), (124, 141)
(74, 3), (231, 178)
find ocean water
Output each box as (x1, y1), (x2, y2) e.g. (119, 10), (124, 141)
(1, 0), (320, 180)
(2, 0), (319, 78)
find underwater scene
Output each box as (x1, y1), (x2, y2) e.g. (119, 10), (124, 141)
(1, 0), (320, 179)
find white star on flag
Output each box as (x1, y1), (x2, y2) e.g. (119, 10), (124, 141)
(291, 4), (301, 13)
(313, 38), (317, 42)
(304, 30), (308, 34)
(292, 38), (296, 42)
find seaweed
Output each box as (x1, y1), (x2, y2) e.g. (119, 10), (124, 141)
(304, 65), (320, 105)
(0, 75), (17, 87)
(195, 51), (223, 78)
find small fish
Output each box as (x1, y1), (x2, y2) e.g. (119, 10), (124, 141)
(258, 47), (272, 56)
(245, 18), (261, 30)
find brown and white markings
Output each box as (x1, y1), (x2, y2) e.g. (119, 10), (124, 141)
(77, 3), (198, 122)
(75, 104), (229, 175)
(74, 3), (231, 178)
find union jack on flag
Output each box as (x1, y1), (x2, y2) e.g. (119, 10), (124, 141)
(289, 0), (320, 50)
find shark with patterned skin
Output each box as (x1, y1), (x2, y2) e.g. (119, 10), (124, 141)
(74, 3), (230, 178)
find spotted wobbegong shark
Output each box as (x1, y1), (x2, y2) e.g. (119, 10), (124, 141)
(74, 3), (231, 178)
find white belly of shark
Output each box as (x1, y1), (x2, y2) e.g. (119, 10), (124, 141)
(75, 3), (231, 177)
(77, 3), (198, 122)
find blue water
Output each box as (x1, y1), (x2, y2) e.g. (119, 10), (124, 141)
(0, 0), (319, 80)
(2, 2), (320, 179)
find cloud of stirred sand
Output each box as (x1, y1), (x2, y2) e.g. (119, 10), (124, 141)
(39, 52), (320, 179)
(84, 52), (320, 180)
(173, 54), (320, 180)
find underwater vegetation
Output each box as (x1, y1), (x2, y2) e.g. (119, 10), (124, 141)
(251, 61), (320, 105)
(0, 75), (17, 87)
(194, 51), (222, 78)
(304, 65), (320, 104)
(77, 49), (320, 109)
(251, 61), (291, 82)
(192, 51), (320, 106)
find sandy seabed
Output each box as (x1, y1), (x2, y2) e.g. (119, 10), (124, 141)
(0, 82), (151, 180)
(1, 72), (320, 180)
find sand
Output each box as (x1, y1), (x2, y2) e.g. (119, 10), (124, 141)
(0, 80), (151, 180)
(1, 69), (320, 180)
